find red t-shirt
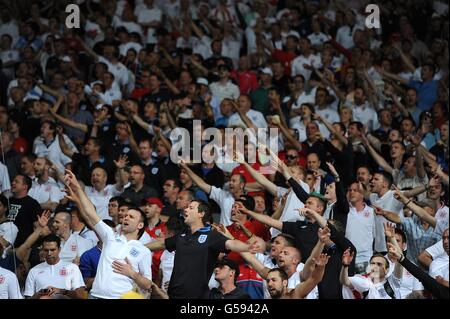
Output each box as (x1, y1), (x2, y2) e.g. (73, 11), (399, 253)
(145, 221), (167, 280)
(272, 49), (296, 75)
(13, 137), (29, 154)
(130, 87), (151, 101)
(231, 70), (259, 95)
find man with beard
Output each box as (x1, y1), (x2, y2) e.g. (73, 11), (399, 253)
(28, 157), (63, 210)
(265, 253), (329, 299)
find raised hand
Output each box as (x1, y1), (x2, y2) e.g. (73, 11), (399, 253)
(37, 210), (51, 228)
(342, 248), (354, 266)
(64, 169), (82, 191)
(298, 207), (314, 219)
(114, 155), (129, 169)
(384, 222), (396, 239)
(372, 205), (385, 216)
(392, 185), (407, 202)
(234, 201), (250, 215)
(314, 253), (331, 267)
(428, 174), (440, 188)
(387, 242), (402, 262)
(311, 113), (322, 122)
(325, 162), (338, 177)
(318, 227), (330, 243)
(233, 151), (246, 164)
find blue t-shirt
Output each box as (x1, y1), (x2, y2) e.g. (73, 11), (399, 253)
(408, 80), (438, 111)
(79, 246), (101, 279)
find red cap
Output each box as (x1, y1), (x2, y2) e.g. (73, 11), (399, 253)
(143, 197), (164, 209)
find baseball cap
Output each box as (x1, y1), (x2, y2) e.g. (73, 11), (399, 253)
(60, 55), (71, 63)
(260, 67), (273, 76)
(142, 197), (164, 209)
(216, 258), (240, 278)
(196, 77), (209, 86)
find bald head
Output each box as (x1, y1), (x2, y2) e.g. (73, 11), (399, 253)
(307, 153), (320, 171)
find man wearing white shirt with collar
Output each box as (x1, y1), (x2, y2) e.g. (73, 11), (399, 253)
(227, 95), (268, 129)
(291, 38), (321, 84)
(52, 210), (95, 264)
(0, 161), (10, 194)
(64, 170), (152, 299)
(209, 64), (240, 103)
(345, 182), (375, 274)
(0, 260), (22, 299)
(369, 171), (404, 253)
(84, 156), (128, 220)
(28, 157), (63, 211)
(24, 235), (86, 299)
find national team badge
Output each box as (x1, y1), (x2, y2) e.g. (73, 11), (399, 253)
(0, 275), (4, 284)
(59, 268), (67, 276)
(71, 244), (77, 252)
(130, 248), (139, 257)
(198, 235), (208, 244)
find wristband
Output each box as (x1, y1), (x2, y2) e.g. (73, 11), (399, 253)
(405, 199), (412, 206)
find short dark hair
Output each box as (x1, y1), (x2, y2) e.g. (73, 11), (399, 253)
(110, 196), (125, 206)
(268, 268), (288, 281)
(394, 228), (407, 244)
(193, 199), (211, 224)
(166, 217), (184, 235)
(370, 253), (390, 269)
(236, 195), (255, 212)
(328, 219), (345, 234)
(375, 170), (394, 188)
(42, 234), (61, 247)
(127, 206), (148, 239)
(349, 121), (364, 131)
(273, 233), (296, 247)
(18, 174), (33, 191)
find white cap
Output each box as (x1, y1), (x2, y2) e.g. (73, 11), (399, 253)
(60, 55), (71, 63)
(196, 77), (209, 86)
(260, 67), (273, 76)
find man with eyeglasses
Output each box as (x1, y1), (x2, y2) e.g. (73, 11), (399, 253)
(122, 164), (158, 207)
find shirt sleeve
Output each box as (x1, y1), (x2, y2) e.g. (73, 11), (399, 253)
(79, 251), (95, 278)
(208, 230), (228, 253)
(348, 275), (372, 293)
(70, 264), (86, 290)
(93, 221), (115, 244)
(24, 269), (36, 297)
(138, 248), (153, 280)
(209, 186), (225, 204)
(165, 234), (178, 253)
(425, 240), (445, 259)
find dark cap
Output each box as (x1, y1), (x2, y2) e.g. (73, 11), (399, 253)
(216, 258), (240, 278)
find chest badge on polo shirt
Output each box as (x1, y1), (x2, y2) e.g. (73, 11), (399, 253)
(123, 147), (130, 154)
(0, 275), (5, 284)
(59, 268), (68, 276)
(71, 244), (77, 252)
(364, 211), (371, 218)
(155, 229), (162, 237)
(151, 167), (158, 175)
(198, 235), (208, 244)
(130, 248), (140, 258)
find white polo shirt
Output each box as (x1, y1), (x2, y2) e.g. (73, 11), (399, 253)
(73, 227), (99, 248)
(345, 204), (376, 264)
(348, 275), (401, 299)
(429, 254), (449, 282)
(287, 266), (319, 300)
(59, 233), (95, 263)
(85, 184), (122, 220)
(159, 249), (175, 291)
(209, 186), (235, 227)
(28, 179), (64, 205)
(209, 80), (240, 103)
(24, 260), (85, 297)
(90, 221), (152, 299)
(134, 5), (162, 44)
(370, 190), (404, 252)
(0, 267), (22, 299)
(291, 53), (321, 83)
(351, 102), (379, 132)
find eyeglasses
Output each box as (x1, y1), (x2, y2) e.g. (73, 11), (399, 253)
(287, 155), (298, 160)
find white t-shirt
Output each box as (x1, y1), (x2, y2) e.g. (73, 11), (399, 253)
(59, 233), (95, 263)
(426, 240), (445, 259)
(24, 260), (85, 297)
(90, 221), (152, 299)
(98, 56), (130, 88)
(209, 81), (240, 103)
(73, 227), (99, 249)
(85, 184), (123, 220)
(0, 221), (18, 258)
(227, 109), (268, 129)
(135, 5), (162, 44)
(435, 204), (449, 236)
(209, 186), (235, 227)
(345, 204), (376, 264)
(159, 250), (175, 291)
(291, 54), (321, 83)
(33, 135), (78, 173)
(0, 162), (11, 193)
(386, 257), (423, 299)
(0, 266), (22, 299)
(307, 32), (331, 46)
(370, 190), (404, 252)
(28, 179), (64, 205)
(351, 102), (379, 132)
(429, 254), (449, 282)
(348, 275), (401, 299)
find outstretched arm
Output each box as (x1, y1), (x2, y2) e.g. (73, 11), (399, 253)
(361, 135), (393, 174)
(340, 248), (355, 289)
(236, 202), (283, 231)
(300, 227), (328, 281)
(64, 170), (101, 228)
(240, 252), (270, 279)
(294, 254), (329, 299)
(179, 161), (212, 194)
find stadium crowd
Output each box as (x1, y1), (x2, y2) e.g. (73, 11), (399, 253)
(0, 0), (448, 299)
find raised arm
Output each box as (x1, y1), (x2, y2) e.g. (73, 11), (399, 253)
(294, 253), (329, 299)
(393, 186), (436, 227)
(64, 170), (101, 228)
(234, 153), (277, 196)
(377, 67), (409, 86)
(113, 155), (129, 192)
(179, 161), (212, 194)
(56, 127), (75, 158)
(240, 252), (270, 279)
(50, 108), (88, 133)
(360, 135), (393, 174)
(236, 202), (283, 231)
(373, 206), (402, 224)
(340, 248), (355, 289)
(313, 113), (348, 145)
(300, 227), (328, 281)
